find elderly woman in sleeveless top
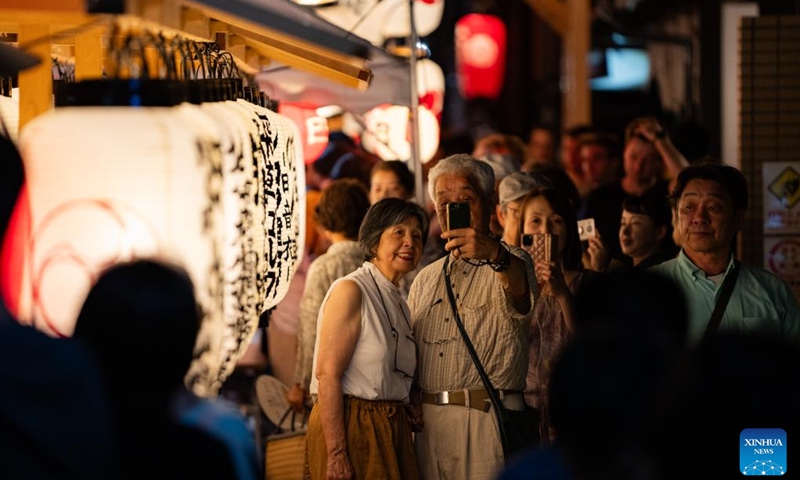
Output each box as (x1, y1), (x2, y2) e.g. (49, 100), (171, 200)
(306, 197), (428, 480)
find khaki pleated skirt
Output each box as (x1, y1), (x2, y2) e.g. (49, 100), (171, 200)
(305, 396), (419, 480)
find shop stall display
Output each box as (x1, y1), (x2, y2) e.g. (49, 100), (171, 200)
(3, 31), (304, 397)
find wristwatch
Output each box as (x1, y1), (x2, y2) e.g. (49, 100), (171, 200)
(654, 128), (667, 140)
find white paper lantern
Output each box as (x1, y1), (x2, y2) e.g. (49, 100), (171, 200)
(314, 0), (444, 48)
(361, 103), (439, 163)
(17, 107), (216, 337)
(13, 101), (305, 397)
(417, 59), (445, 119)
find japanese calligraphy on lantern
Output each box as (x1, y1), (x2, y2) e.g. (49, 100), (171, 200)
(12, 102), (305, 398)
(764, 162), (800, 234)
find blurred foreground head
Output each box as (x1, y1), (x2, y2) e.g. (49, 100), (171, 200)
(74, 259), (200, 396)
(549, 270), (690, 480)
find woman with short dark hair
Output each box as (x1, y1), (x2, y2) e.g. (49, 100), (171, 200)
(306, 197), (429, 480)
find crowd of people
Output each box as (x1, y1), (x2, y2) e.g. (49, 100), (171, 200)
(286, 116), (800, 480)
(2, 110), (800, 480)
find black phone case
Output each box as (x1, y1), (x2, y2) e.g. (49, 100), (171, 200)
(447, 202), (471, 230)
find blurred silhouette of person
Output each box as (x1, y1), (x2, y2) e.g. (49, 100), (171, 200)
(528, 165), (581, 215)
(499, 269), (689, 480)
(472, 132), (527, 237)
(369, 160), (415, 204)
(559, 124), (597, 202)
(311, 132), (379, 192)
(73, 259), (239, 480)
(473, 132), (528, 175)
(524, 125), (557, 171)
(0, 134), (116, 480)
(645, 332), (800, 480)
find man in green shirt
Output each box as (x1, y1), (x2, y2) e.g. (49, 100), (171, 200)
(649, 161), (800, 345)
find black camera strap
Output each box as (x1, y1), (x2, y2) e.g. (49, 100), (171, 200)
(441, 257), (511, 428)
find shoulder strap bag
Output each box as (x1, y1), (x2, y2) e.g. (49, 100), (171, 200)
(441, 258), (537, 461)
(702, 260), (740, 341)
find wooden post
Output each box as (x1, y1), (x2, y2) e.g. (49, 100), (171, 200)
(562, 0), (591, 129)
(74, 26), (105, 80)
(18, 23), (52, 130)
(523, 0), (591, 130)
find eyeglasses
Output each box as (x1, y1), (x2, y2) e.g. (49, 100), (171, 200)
(505, 206), (521, 217)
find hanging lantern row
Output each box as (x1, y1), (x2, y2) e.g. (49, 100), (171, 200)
(3, 101), (304, 397)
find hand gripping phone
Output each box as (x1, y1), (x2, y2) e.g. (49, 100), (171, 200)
(522, 233), (558, 264)
(447, 201), (471, 231)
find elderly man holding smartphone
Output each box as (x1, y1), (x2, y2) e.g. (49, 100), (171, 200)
(407, 154), (538, 480)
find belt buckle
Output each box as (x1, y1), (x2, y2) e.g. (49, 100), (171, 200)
(435, 391), (450, 405)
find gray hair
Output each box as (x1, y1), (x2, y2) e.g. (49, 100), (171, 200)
(359, 197), (430, 260)
(427, 154), (496, 206)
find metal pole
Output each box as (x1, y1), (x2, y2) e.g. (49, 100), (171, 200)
(408, 0), (424, 207)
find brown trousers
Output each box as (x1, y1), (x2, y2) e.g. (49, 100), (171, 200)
(305, 396), (419, 480)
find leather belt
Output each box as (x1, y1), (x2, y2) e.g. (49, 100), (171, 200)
(420, 388), (518, 412)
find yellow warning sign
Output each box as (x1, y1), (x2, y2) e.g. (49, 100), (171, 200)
(768, 166), (800, 209)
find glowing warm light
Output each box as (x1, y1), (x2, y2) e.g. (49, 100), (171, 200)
(11, 102), (305, 397)
(417, 59), (445, 120)
(361, 103), (439, 164)
(455, 14), (507, 100)
(279, 102), (330, 164)
(314, 0), (444, 48)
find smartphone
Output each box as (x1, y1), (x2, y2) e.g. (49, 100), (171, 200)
(577, 218), (596, 241)
(447, 202), (471, 231)
(529, 233), (558, 265)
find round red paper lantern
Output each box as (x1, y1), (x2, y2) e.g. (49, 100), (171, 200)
(455, 14), (507, 100)
(278, 102), (330, 164)
(417, 59), (445, 121)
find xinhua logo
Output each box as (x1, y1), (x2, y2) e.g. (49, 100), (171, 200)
(740, 428), (787, 476)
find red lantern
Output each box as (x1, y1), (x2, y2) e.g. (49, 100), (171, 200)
(0, 184), (30, 318)
(278, 102), (329, 164)
(455, 14), (507, 100)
